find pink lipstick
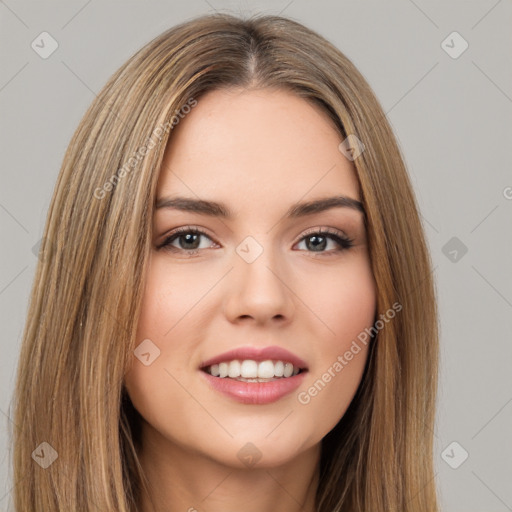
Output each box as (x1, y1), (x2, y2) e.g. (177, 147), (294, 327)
(199, 345), (308, 405)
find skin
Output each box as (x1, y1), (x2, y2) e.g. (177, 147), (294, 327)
(124, 87), (377, 512)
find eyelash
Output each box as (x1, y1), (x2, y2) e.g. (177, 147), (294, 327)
(157, 225), (354, 257)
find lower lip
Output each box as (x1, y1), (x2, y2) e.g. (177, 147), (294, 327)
(200, 370), (307, 405)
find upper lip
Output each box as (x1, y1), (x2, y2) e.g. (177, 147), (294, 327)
(199, 345), (308, 370)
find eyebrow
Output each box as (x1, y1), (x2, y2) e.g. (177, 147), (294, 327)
(155, 195), (365, 218)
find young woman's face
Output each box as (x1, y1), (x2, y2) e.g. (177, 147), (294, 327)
(125, 87), (376, 469)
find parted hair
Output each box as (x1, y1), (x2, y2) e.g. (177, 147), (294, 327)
(11, 12), (439, 512)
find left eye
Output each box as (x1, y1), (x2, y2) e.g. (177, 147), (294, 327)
(158, 227), (354, 256)
(159, 228), (215, 254)
(295, 229), (354, 253)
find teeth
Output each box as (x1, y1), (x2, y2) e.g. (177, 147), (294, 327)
(240, 360), (258, 378)
(283, 362), (293, 378)
(228, 360), (241, 378)
(218, 362), (228, 378)
(205, 359), (302, 379)
(257, 360), (275, 379)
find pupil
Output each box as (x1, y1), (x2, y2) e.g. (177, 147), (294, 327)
(307, 235), (326, 251)
(181, 233), (200, 250)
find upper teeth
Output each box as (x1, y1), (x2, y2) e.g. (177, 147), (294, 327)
(206, 360), (300, 379)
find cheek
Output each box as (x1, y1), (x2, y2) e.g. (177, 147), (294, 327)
(134, 255), (216, 344)
(300, 255), (377, 342)
(293, 257), (376, 433)
(125, 259), (193, 416)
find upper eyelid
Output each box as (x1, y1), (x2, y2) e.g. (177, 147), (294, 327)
(164, 226), (216, 241)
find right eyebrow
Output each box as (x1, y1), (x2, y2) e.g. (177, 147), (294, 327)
(155, 195), (365, 219)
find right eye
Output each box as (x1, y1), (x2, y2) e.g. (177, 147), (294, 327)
(158, 226), (218, 256)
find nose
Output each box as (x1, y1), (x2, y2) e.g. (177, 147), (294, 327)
(222, 240), (295, 326)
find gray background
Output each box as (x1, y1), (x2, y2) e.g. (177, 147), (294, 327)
(1, 1), (511, 510)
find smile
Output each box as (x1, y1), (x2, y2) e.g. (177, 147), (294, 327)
(199, 345), (309, 405)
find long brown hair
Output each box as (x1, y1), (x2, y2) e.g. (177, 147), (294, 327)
(10, 12), (439, 511)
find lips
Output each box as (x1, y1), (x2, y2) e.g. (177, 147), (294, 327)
(198, 345), (308, 404)
(201, 370), (307, 404)
(199, 345), (308, 370)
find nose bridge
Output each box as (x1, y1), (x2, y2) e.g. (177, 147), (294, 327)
(224, 232), (294, 323)
(236, 232), (284, 292)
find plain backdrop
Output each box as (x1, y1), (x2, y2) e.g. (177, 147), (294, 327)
(1, 1), (511, 511)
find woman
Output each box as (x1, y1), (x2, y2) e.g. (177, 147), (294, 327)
(11, 12), (439, 512)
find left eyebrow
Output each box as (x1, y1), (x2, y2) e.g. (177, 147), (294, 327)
(155, 195), (365, 218)
(286, 196), (364, 217)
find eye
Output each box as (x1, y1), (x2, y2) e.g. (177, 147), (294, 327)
(294, 227), (354, 255)
(158, 226), (217, 256)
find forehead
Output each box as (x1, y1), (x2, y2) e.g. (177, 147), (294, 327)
(157, 88), (360, 208)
